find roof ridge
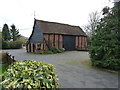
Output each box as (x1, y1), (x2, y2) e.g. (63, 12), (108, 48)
(35, 19), (86, 36)
(36, 19), (80, 28)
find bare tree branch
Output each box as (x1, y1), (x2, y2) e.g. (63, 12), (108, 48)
(83, 11), (100, 37)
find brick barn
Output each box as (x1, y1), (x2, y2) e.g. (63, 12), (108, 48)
(27, 19), (88, 52)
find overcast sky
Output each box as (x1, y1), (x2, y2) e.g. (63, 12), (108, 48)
(0, 0), (114, 37)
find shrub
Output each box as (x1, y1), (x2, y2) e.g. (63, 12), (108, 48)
(44, 50), (54, 54)
(1, 60), (60, 88)
(9, 41), (22, 49)
(89, 3), (120, 70)
(51, 47), (64, 53)
(89, 29), (120, 70)
(2, 41), (9, 49)
(2, 41), (22, 49)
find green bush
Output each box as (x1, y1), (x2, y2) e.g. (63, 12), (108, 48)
(44, 50), (54, 54)
(2, 41), (22, 49)
(89, 29), (120, 70)
(51, 47), (64, 53)
(2, 41), (9, 49)
(89, 4), (120, 70)
(1, 60), (60, 88)
(9, 41), (22, 49)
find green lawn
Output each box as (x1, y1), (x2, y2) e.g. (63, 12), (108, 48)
(0, 65), (8, 84)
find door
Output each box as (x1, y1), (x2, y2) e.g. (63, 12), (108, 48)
(63, 35), (76, 51)
(33, 44), (36, 52)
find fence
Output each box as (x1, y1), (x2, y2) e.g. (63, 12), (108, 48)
(6, 53), (16, 65)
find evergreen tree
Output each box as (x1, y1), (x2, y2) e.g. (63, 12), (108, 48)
(10, 24), (21, 41)
(2, 24), (11, 41)
(89, 1), (120, 70)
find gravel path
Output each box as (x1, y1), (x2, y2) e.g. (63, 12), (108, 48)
(2, 49), (118, 88)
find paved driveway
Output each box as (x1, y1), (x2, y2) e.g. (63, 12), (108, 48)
(2, 49), (118, 88)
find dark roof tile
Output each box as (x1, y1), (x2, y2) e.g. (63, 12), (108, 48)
(36, 19), (86, 36)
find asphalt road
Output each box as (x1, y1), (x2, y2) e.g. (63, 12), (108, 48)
(2, 49), (118, 88)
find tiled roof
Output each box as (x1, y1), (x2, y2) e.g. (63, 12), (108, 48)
(36, 19), (86, 36)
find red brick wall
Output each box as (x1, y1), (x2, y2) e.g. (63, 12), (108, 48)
(50, 34), (54, 47)
(82, 37), (84, 49)
(55, 35), (58, 48)
(59, 35), (63, 49)
(84, 37), (88, 49)
(76, 36), (79, 48)
(79, 37), (81, 48)
(43, 34), (63, 50)
(44, 34), (49, 50)
(75, 36), (88, 50)
(27, 34), (87, 52)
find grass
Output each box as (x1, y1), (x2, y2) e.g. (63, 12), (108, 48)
(62, 57), (118, 74)
(0, 65), (8, 83)
(81, 60), (119, 74)
(0, 52), (9, 84)
(0, 52), (8, 81)
(0, 65), (8, 75)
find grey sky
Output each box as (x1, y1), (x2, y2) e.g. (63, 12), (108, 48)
(0, 0), (114, 37)
(114, 0), (120, 2)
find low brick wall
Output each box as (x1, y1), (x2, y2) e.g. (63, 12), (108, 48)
(6, 53), (16, 65)
(1, 52), (16, 65)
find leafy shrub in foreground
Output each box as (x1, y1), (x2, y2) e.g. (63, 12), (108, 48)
(1, 60), (60, 88)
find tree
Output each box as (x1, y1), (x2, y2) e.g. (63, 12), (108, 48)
(102, 6), (110, 15)
(89, 1), (120, 70)
(2, 24), (11, 41)
(83, 11), (100, 37)
(17, 36), (28, 47)
(10, 24), (21, 41)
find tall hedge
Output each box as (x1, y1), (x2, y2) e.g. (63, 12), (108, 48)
(89, 2), (120, 70)
(2, 41), (22, 49)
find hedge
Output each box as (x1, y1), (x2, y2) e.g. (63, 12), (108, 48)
(2, 41), (22, 49)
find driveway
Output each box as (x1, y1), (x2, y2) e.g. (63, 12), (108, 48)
(2, 49), (118, 88)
